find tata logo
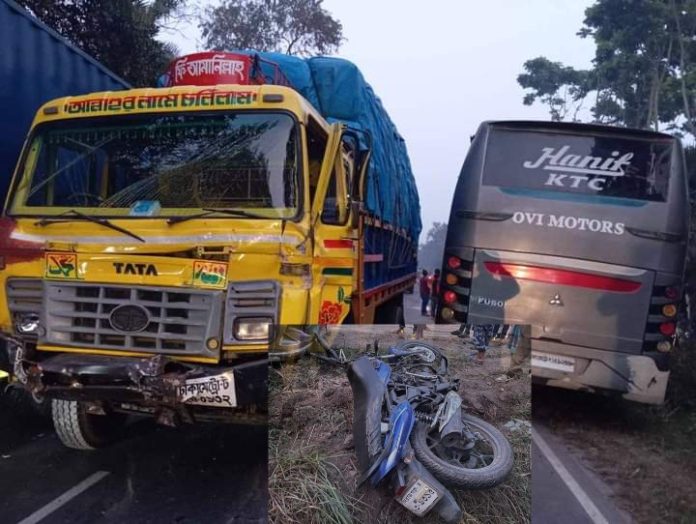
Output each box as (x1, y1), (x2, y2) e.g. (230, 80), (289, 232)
(523, 145), (634, 192)
(113, 262), (158, 276)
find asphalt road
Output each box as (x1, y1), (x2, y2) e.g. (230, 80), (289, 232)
(0, 406), (267, 524)
(403, 291), (435, 325)
(532, 398), (631, 524)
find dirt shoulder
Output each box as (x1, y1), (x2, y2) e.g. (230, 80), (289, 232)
(268, 325), (531, 524)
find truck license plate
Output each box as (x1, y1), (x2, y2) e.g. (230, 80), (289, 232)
(532, 351), (576, 373)
(179, 372), (237, 408)
(397, 479), (440, 516)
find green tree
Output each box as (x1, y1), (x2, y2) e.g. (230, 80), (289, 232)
(15, 0), (184, 87)
(417, 222), (447, 273)
(518, 0), (696, 137)
(200, 0), (343, 55)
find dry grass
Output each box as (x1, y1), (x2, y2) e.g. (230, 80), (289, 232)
(268, 431), (362, 524)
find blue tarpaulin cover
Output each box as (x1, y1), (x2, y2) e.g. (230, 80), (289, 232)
(241, 51), (422, 241)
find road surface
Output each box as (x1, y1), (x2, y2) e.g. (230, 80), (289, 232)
(0, 406), (267, 524)
(403, 291), (434, 325)
(532, 401), (632, 524)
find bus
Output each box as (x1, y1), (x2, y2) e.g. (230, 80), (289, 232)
(437, 121), (689, 404)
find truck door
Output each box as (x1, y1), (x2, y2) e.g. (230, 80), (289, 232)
(310, 125), (355, 323)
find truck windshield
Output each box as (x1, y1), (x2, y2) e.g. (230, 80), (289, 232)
(10, 111), (300, 219)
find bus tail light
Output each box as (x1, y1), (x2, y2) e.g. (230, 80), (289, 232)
(445, 273), (458, 285)
(662, 304), (677, 318)
(447, 256), (461, 270)
(657, 340), (672, 353)
(659, 322), (676, 336)
(442, 291), (457, 304)
(664, 287), (679, 300)
(484, 262), (641, 293)
(440, 307), (454, 320)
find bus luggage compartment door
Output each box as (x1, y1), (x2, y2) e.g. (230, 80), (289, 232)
(467, 249), (654, 354)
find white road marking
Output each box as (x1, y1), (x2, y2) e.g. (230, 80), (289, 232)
(16, 470), (110, 524)
(532, 428), (610, 524)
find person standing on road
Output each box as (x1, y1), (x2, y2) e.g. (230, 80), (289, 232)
(430, 269), (440, 318)
(419, 269), (431, 316)
(472, 324), (494, 364)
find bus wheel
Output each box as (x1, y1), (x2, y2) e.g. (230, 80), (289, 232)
(52, 400), (125, 450)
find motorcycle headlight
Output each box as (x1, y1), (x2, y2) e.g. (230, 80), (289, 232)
(233, 318), (272, 341)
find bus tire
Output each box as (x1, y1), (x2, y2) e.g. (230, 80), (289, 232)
(52, 400), (124, 450)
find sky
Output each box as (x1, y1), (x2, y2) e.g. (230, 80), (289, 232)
(160, 0), (597, 237)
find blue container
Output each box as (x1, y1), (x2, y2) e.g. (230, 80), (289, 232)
(0, 0), (129, 201)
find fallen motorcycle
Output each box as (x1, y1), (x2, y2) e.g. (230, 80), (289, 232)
(318, 337), (514, 522)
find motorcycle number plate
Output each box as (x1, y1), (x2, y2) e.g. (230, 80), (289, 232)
(397, 479), (440, 516)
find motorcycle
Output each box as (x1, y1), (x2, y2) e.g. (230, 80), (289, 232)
(319, 337), (514, 522)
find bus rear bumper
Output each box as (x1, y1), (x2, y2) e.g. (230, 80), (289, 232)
(530, 340), (669, 405)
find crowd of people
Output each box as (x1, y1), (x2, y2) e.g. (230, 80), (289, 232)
(409, 270), (523, 364)
(451, 324), (522, 363)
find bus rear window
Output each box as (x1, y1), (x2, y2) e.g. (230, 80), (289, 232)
(483, 128), (672, 202)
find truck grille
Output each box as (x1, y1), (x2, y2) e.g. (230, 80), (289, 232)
(44, 283), (223, 357)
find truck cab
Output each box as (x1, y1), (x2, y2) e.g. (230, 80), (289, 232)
(0, 53), (373, 448)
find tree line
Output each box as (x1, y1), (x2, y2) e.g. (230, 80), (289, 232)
(15, 0), (343, 87)
(518, 0), (696, 142)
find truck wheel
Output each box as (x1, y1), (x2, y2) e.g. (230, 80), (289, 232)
(52, 400), (124, 450)
(375, 294), (404, 324)
(2, 386), (52, 422)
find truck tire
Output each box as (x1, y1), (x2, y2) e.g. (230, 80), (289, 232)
(3, 386), (52, 422)
(375, 294), (404, 324)
(52, 400), (124, 450)
(411, 413), (514, 489)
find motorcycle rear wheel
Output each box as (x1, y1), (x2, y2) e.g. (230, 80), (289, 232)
(411, 413), (514, 489)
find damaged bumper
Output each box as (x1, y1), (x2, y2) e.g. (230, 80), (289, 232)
(531, 339), (669, 405)
(17, 351), (267, 417)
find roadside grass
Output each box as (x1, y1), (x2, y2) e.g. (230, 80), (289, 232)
(268, 430), (362, 524)
(455, 429), (531, 524)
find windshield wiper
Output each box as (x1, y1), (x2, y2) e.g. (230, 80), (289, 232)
(167, 208), (269, 225)
(35, 209), (146, 243)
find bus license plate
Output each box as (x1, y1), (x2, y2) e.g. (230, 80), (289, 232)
(532, 351), (575, 373)
(179, 372), (237, 408)
(398, 479), (440, 516)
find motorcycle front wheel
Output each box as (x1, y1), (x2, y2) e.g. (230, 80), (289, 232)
(411, 413), (514, 489)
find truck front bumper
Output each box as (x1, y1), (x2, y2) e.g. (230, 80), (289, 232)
(16, 351), (267, 421)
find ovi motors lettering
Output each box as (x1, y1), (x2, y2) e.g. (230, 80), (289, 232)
(523, 145), (634, 192)
(512, 211), (625, 235)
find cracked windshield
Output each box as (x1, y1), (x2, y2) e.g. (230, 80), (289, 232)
(12, 112), (299, 218)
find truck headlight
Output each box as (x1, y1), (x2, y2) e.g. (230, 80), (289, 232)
(225, 281), (279, 344)
(16, 313), (42, 335)
(233, 318), (272, 341)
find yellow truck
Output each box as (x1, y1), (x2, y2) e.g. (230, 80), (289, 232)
(0, 52), (421, 448)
